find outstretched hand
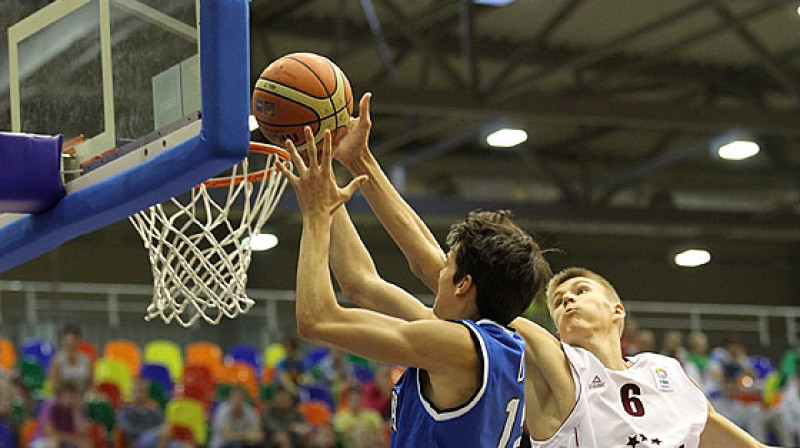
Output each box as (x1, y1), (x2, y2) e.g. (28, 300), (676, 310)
(333, 92), (372, 168)
(276, 126), (368, 219)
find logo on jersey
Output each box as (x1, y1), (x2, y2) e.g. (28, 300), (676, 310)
(652, 367), (672, 391)
(390, 389), (398, 432)
(589, 375), (605, 390)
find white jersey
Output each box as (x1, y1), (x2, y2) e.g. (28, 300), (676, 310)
(531, 343), (708, 448)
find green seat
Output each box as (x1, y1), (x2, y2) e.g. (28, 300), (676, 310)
(149, 381), (169, 410)
(86, 399), (115, 435)
(259, 384), (273, 402)
(20, 357), (44, 393)
(216, 383), (231, 402)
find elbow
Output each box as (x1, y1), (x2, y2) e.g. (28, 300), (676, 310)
(296, 310), (321, 341)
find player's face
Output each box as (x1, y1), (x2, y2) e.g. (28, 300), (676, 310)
(549, 277), (619, 345)
(432, 249), (459, 319)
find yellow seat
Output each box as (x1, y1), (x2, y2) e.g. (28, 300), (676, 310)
(144, 340), (183, 383)
(0, 337), (16, 371)
(94, 357), (133, 400)
(264, 343), (286, 368)
(104, 339), (142, 376)
(185, 341), (224, 381)
(165, 398), (207, 445)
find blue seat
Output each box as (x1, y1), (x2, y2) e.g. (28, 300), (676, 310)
(139, 363), (174, 395)
(0, 419), (16, 448)
(304, 346), (330, 368)
(21, 339), (54, 371)
(300, 384), (335, 412)
(225, 344), (262, 374)
(353, 364), (374, 384)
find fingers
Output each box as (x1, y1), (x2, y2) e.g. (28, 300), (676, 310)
(358, 92), (372, 124)
(341, 175), (369, 201)
(320, 130), (333, 172)
(275, 160), (298, 184)
(303, 126), (319, 170)
(284, 139), (306, 176)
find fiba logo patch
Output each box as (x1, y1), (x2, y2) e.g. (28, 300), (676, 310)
(652, 367), (673, 391)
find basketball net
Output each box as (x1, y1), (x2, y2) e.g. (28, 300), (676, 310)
(129, 143), (290, 327)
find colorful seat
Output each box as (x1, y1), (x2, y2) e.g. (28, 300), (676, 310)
(224, 362), (258, 402)
(20, 357), (45, 393)
(86, 398), (116, 434)
(20, 419), (38, 448)
(140, 363), (174, 395)
(300, 384), (335, 412)
(21, 339), (54, 370)
(95, 382), (123, 409)
(149, 381), (169, 410)
(299, 401), (332, 426)
(0, 337), (16, 371)
(185, 342), (224, 381)
(0, 420), (15, 448)
(225, 344), (262, 374)
(165, 398), (207, 445)
(170, 424), (196, 446)
(182, 364), (215, 405)
(263, 343), (286, 368)
(304, 346), (330, 368)
(104, 339), (142, 376)
(77, 340), (99, 364)
(88, 421), (107, 448)
(144, 340), (183, 382)
(353, 364), (375, 383)
(94, 358), (133, 400)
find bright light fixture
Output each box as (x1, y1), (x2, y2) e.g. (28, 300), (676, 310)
(474, 0), (516, 5)
(248, 115), (259, 132)
(244, 233), (279, 251)
(718, 140), (760, 161)
(674, 249), (711, 267)
(796, 4), (800, 16)
(486, 128), (528, 148)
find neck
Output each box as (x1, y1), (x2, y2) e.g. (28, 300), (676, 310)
(579, 334), (627, 371)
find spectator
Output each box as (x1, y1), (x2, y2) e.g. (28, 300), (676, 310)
(117, 379), (163, 447)
(709, 336), (755, 396)
(361, 365), (392, 419)
(334, 385), (384, 448)
(635, 328), (656, 354)
(684, 331), (715, 397)
(262, 386), (308, 447)
(661, 330), (687, 364)
(48, 326), (93, 396)
(31, 381), (90, 448)
(211, 386), (264, 448)
(277, 338), (305, 397)
(779, 359), (800, 446)
(620, 317), (640, 356)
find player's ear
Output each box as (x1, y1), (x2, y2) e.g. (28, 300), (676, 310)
(454, 274), (473, 296)
(611, 303), (626, 322)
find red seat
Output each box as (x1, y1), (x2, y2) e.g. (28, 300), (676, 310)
(170, 424), (196, 446)
(95, 382), (123, 408)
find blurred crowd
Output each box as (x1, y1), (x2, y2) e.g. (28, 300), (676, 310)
(0, 326), (398, 447)
(1, 322), (799, 447)
(622, 319), (800, 446)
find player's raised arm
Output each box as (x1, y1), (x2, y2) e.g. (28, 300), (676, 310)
(329, 206), (434, 321)
(334, 93), (446, 291)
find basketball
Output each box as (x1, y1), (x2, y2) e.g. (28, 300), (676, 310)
(252, 52), (353, 151)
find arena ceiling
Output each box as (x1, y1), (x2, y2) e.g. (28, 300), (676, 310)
(2, 0), (800, 308)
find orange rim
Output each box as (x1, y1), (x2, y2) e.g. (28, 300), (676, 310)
(202, 142), (290, 188)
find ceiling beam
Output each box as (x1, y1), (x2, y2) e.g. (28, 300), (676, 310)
(369, 86), (800, 136)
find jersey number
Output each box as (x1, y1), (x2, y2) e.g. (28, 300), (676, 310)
(620, 383), (645, 416)
(497, 397), (522, 448)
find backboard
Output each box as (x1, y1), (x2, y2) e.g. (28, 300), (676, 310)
(0, 0), (251, 271)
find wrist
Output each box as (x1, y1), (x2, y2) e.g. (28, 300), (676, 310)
(343, 149), (377, 175)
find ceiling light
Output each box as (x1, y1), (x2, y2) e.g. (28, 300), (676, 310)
(248, 115), (259, 132)
(718, 140), (760, 161)
(674, 249), (711, 268)
(486, 128), (528, 148)
(796, 5), (800, 16)
(244, 233), (278, 251)
(474, 0), (516, 5)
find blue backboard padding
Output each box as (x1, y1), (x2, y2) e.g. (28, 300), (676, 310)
(0, 0), (250, 272)
(0, 133), (65, 214)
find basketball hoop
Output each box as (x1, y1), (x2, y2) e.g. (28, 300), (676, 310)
(129, 142), (290, 327)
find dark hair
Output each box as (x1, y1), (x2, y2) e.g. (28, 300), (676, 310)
(446, 210), (551, 325)
(61, 325), (81, 338)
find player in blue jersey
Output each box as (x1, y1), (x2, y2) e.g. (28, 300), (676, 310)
(276, 125), (551, 447)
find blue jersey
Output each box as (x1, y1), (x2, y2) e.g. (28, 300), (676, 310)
(390, 319), (526, 448)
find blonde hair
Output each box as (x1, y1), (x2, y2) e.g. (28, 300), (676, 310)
(546, 267), (624, 337)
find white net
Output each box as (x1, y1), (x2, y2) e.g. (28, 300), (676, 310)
(129, 144), (289, 327)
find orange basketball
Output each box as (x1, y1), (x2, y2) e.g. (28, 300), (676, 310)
(252, 53), (353, 151)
